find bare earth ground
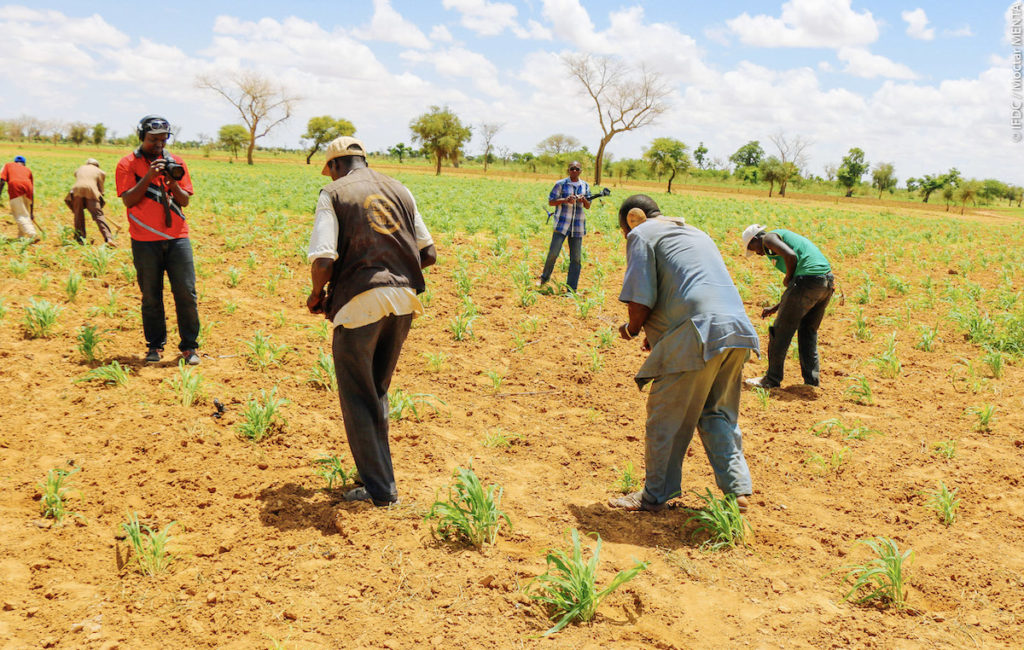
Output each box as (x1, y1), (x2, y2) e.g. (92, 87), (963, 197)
(1, 176), (1023, 649)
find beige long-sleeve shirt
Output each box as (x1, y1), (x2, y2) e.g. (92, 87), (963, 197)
(71, 164), (105, 199)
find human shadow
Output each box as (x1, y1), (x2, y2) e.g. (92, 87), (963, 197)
(566, 502), (704, 551)
(257, 482), (346, 536)
(771, 385), (821, 402)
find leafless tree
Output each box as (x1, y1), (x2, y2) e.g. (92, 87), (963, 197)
(824, 162), (837, 182)
(564, 54), (670, 185)
(479, 122), (503, 172)
(496, 145), (511, 166)
(768, 131), (812, 196)
(196, 71), (301, 165)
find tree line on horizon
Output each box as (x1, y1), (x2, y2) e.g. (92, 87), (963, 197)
(2, 54), (1020, 211)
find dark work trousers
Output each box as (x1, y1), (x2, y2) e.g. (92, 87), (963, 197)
(131, 238), (200, 352)
(332, 314), (413, 505)
(539, 231), (582, 292)
(766, 274), (834, 387)
(72, 195), (114, 244)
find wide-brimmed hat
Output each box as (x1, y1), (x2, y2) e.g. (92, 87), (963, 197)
(742, 224), (768, 256)
(322, 136), (366, 176)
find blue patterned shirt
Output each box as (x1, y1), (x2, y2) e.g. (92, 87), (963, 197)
(548, 177), (590, 237)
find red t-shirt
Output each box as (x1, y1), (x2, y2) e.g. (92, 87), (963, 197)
(0, 162), (33, 200)
(115, 150), (193, 241)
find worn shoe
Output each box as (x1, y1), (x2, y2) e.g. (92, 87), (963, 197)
(144, 348), (163, 363)
(181, 349), (200, 365)
(608, 490), (668, 512)
(745, 376), (778, 389)
(344, 486), (399, 507)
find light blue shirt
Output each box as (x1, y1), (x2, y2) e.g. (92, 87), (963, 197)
(619, 218), (759, 386)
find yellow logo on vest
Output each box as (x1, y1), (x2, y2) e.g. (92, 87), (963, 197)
(364, 194), (400, 235)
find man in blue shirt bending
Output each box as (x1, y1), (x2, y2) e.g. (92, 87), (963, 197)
(609, 195), (759, 513)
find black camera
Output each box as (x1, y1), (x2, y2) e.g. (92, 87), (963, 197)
(161, 158), (185, 182)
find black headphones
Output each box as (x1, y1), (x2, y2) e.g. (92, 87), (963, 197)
(136, 115), (170, 140)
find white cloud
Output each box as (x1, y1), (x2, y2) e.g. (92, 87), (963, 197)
(362, 0), (431, 49)
(430, 24), (454, 43)
(443, 0), (519, 36)
(726, 0), (879, 48)
(945, 25), (974, 38)
(902, 8), (934, 41)
(837, 47), (918, 79)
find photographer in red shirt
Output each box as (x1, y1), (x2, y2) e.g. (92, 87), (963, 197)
(115, 115), (201, 365)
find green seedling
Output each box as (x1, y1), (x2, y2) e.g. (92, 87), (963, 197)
(39, 467), (80, 522)
(842, 536), (913, 610)
(923, 481), (960, 526)
(82, 245), (114, 277)
(313, 455), (358, 490)
(22, 298), (62, 339)
(426, 465), (511, 547)
(88, 287), (121, 318)
(485, 369), (504, 393)
(518, 286), (538, 307)
(852, 308), (872, 341)
(388, 388), (444, 421)
(222, 300), (238, 315)
(482, 429), (522, 448)
(243, 331), (290, 370)
(982, 350), (1004, 379)
(967, 404), (995, 432)
(844, 375), (873, 405)
(167, 359), (204, 407)
(752, 386), (770, 410)
(932, 439), (958, 459)
(806, 447), (849, 475)
(64, 270), (83, 302)
(76, 324), (105, 362)
(307, 351), (337, 392)
(119, 262), (136, 283)
(8, 258), (29, 277)
(449, 312), (476, 341)
(914, 324), (939, 351)
(236, 388), (288, 442)
(684, 489), (752, 551)
(525, 528), (648, 635)
(611, 461), (641, 495)
(595, 328), (616, 349)
(584, 347), (603, 373)
(871, 334), (901, 378)
(225, 266), (242, 288)
(121, 512), (175, 576)
(423, 351), (448, 372)
(77, 360), (131, 387)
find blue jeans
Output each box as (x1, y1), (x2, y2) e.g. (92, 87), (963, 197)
(766, 275), (834, 387)
(539, 231), (582, 292)
(131, 238), (200, 352)
(642, 348), (752, 505)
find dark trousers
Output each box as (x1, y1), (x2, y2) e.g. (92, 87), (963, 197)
(766, 275), (834, 386)
(72, 196), (113, 244)
(540, 231), (582, 292)
(332, 314), (413, 505)
(131, 238), (200, 352)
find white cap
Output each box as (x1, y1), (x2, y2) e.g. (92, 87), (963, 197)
(742, 224), (767, 257)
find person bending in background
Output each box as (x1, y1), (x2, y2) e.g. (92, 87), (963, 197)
(306, 136), (436, 507)
(741, 224), (834, 389)
(0, 155), (36, 240)
(537, 161), (590, 293)
(70, 158), (114, 245)
(609, 194), (759, 513)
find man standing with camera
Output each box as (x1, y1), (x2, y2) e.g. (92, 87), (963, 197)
(537, 160), (590, 293)
(116, 115), (201, 365)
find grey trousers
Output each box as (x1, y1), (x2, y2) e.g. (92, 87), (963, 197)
(642, 347), (753, 505)
(332, 314), (413, 505)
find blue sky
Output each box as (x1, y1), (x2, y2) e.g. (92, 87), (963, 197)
(1, 1), (1020, 184)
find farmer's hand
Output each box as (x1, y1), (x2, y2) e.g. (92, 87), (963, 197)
(761, 304), (779, 319)
(306, 289), (325, 314)
(641, 337), (650, 352)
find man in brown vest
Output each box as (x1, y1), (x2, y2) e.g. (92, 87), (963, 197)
(70, 158), (115, 245)
(306, 136), (436, 507)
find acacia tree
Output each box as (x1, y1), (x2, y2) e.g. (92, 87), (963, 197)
(955, 180), (981, 215)
(871, 163), (897, 199)
(759, 156), (788, 197)
(769, 132), (810, 197)
(837, 147), (869, 197)
(693, 142), (708, 170)
(479, 122), (503, 172)
(643, 137), (690, 193)
(68, 122), (89, 146)
(91, 123), (107, 145)
(564, 54), (669, 185)
(301, 116), (355, 164)
(535, 134), (581, 156)
(409, 106), (472, 176)
(218, 124), (248, 161)
(196, 71), (300, 165)
(388, 142), (413, 163)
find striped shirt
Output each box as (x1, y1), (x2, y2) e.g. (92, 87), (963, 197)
(548, 177), (589, 237)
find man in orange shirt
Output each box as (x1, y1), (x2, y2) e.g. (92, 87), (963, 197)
(115, 115), (201, 365)
(0, 155), (36, 240)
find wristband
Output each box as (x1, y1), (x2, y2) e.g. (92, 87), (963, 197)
(623, 322), (637, 339)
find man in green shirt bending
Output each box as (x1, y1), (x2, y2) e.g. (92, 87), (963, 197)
(742, 225), (834, 389)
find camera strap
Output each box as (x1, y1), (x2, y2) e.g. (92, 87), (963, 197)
(133, 173), (185, 224)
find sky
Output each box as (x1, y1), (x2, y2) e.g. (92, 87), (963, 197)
(1, 0), (1022, 184)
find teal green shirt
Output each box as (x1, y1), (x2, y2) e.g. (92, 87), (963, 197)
(766, 229), (831, 277)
